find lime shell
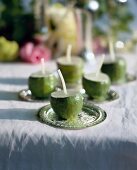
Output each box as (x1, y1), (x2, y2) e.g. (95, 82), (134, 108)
(29, 72), (57, 98)
(101, 57), (126, 84)
(50, 90), (83, 120)
(57, 57), (84, 84)
(83, 73), (110, 101)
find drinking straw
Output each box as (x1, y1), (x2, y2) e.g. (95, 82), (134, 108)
(58, 69), (67, 95)
(66, 44), (72, 63)
(41, 58), (45, 74)
(108, 37), (115, 61)
(85, 12), (92, 51)
(96, 54), (105, 78)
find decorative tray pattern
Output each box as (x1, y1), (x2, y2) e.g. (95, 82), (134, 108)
(37, 102), (106, 129)
(83, 89), (119, 103)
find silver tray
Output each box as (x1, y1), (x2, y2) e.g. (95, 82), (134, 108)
(113, 73), (136, 85)
(83, 89), (119, 103)
(37, 103), (106, 129)
(18, 89), (48, 102)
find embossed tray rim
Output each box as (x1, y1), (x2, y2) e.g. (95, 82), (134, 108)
(83, 89), (119, 103)
(37, 103), (107, 130)
(112, 73), (136, 85)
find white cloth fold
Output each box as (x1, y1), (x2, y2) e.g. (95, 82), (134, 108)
(0, 55), (137, 170)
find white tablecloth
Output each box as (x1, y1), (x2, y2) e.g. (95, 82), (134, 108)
(0, 54), (137, 170)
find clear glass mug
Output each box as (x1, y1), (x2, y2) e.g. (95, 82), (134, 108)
(34, 0), (92, 57)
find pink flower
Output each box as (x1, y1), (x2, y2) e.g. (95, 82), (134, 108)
(20, 42), (51, 64)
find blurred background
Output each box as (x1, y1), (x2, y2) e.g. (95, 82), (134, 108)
(0, 0), (137, 63)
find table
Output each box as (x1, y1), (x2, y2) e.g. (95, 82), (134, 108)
(0, 54), (137, 170)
